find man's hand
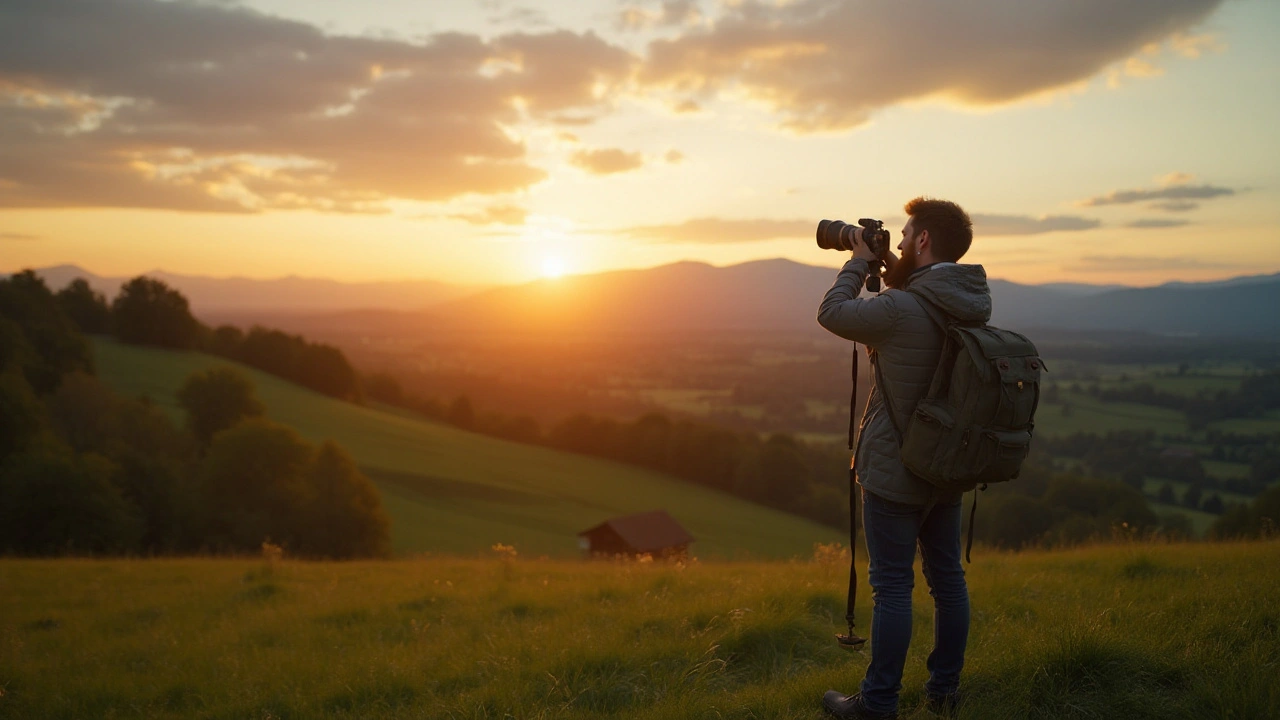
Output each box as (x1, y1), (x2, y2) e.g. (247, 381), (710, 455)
(850, 227), (880, 262)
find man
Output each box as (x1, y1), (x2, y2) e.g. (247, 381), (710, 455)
(816, 197), (991, 719)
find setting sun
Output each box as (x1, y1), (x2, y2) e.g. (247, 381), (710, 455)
(541, 255), (566, 279)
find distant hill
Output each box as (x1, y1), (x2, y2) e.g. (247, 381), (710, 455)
(19, 261), (1280, 339)
(91, 338), (842, 558)
(18, 264), (480, 313)
(435, 260), (1280, 340)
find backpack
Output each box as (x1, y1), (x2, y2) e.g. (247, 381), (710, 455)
(875, 292), (1044, 493)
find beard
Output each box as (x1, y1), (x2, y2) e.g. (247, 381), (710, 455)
(882, 249), (919, 290)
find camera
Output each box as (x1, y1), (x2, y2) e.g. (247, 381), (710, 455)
(816, 218), (890, 257)
(817, 218), (892, 291)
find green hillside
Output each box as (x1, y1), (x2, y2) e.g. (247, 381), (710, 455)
(2, 542), (1276, 718)
(91, 338), (843, 559)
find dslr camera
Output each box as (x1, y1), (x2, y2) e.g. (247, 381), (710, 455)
(816, 218), (891, 291)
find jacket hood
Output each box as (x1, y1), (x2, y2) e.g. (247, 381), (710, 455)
(904, 263), (991, 324)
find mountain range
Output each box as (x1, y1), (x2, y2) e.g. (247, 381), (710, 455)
(17, 260), (1280, 339)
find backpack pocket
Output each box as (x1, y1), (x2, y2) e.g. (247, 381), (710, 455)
(972, 428), (1032, 484)
(901, 400), (961, 487)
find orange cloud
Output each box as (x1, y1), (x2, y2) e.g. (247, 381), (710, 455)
(0, 0), (632, 213)
(569, 148), (645, 175)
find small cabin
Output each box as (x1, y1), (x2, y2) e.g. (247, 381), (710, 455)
(577, 510), (694, 559)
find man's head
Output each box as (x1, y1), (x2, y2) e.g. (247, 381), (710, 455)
(884, 197), (972, 289)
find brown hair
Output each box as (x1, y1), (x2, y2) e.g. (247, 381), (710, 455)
(904, 197), (972, 262)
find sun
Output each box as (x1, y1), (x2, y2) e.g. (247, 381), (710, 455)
(541, 255), (566, 279)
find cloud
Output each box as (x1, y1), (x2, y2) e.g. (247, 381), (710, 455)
(1077, 184), (1235, 207)
(618, 1), (704, 31)
(639, 0), (1225, 132)
(0, 231), (39, 240)
(448, 204), (528, 226)
(0, 0), (634, 213)
(1149, 200), (1199, 212)
(1125, 218), (1192, 229)
(1077, 172), (1236, 210)
(972, 214), (1102, 236)
(1065, 255), (1243, 273)
(620, 217), (810, 243)
(569, 148), (645, 175)
(664, 149), (686, 163)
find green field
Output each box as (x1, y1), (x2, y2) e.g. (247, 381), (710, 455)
(91, 339), (842, 559)
(2, 543), (1277, 719)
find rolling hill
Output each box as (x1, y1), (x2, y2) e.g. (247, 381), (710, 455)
(90, 338), (843, 559)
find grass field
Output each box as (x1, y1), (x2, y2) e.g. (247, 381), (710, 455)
(2, 542), (1278, 719)
(91, 339), (842, 560)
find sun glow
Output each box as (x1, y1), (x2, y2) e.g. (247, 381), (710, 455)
(541, 255), (566, 278)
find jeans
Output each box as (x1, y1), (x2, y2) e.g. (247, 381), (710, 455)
(858, 487), (970, 715)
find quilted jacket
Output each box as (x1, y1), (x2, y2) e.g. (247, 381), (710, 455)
(817, 257), (993, 504)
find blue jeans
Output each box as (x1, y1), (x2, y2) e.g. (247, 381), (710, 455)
(858, 488), (970, 714)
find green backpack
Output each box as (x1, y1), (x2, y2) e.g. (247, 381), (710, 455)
(875, 292), (1043, 494)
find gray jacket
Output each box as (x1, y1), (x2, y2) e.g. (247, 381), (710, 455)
(817, 258), (992, 505)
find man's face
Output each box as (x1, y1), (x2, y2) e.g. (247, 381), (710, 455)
(898, 218), (918, 257)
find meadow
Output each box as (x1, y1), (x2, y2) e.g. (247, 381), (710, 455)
(91, 339), (843, 559)
(2, 542), (1277, 719)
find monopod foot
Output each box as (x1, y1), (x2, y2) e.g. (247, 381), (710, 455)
(835, 633), (867, 649)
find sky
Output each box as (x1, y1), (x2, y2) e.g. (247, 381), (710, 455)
(1, 0), (1278, 287)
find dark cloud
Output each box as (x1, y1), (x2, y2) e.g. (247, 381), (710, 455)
(640, 0), (1224, 131)
(0, 231), (40, 240)
(569, 148), (645, 175)
(1078, 183), (1235, 207)
(0, 0), (634, 213)
(1125, 218), (1192, 229)
(621, 217), (810, 243)
(972, 214), (1102, 236)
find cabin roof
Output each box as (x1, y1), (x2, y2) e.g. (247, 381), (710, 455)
(578, 510), (694, 552)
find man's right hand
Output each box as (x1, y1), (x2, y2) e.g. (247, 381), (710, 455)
(849, 228), (880, 262)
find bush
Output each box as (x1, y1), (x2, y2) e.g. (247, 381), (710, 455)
(297, 441), (391, 559)
(177, 366), (265, 448)
(0, 442), (142, 555)
(199, 419), (313, 552)
(198, 419), (390, 558)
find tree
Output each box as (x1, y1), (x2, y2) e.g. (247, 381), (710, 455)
(0, 442), (142, 555)
(298, 441), (391, 558)
(111, 276), (200, 349)
(1201, 493), (1224, 515)
(1183, 482), (1203, 510)
(56, 278), (111, 334)
(0, 270), (93, 392)
(199, 419), (313, 551)
(177, 367), (265, 448)
(1157, 482), (1176, 504)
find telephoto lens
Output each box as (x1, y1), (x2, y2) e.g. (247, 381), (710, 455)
(816, 219), (856, 251)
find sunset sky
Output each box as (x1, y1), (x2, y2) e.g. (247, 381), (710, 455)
(2, 0), (1277, 287)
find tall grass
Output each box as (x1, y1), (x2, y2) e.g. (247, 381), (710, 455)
(1, 542), (1277, 719)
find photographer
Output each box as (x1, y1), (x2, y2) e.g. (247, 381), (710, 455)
(816, 198), (991, 720)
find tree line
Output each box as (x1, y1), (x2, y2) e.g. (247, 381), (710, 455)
(0, 271), (389, 557)
(56, 275), (363, 401)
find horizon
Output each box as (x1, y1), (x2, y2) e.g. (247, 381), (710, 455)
(2, 0), (1278, 287)
(12, 257), (1280, 295)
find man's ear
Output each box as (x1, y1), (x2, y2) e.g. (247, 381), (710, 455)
(917, 230), (930, 254)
